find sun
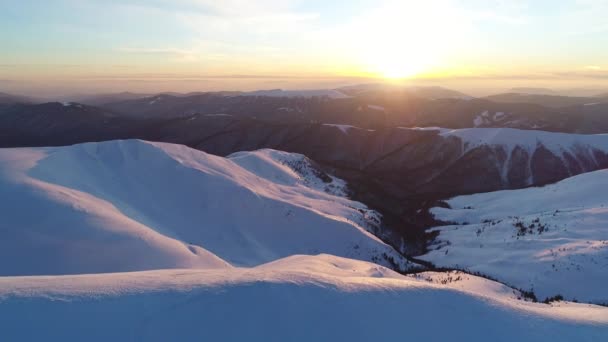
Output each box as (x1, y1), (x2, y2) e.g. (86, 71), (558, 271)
(348, 2), (463, 80)
(362, 46), (433, 79)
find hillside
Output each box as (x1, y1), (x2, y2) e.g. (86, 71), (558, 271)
(0, 140), (410, 275)
(0, 254), (606, 341)
(421, 169), (608, 303)
(484, 93), (606, 108)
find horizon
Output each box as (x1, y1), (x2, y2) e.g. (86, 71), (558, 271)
(2, 0), (608, 97)
(4, 82), (608, 101)
(2, 2), (608, 339)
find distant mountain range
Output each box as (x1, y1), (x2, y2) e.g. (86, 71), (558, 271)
(4, 86), (608, 134)
(483, 93), (606, 108)
(0, 92), (38, 105)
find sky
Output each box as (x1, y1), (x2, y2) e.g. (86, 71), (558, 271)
(1, 0), (608, 97)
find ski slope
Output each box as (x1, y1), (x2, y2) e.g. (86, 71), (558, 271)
(421, 169), (608, 303)
(0, 140), (410, 275)
(0, 254), (606, 341)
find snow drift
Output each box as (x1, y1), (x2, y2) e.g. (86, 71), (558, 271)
(0, 254), (606, 341)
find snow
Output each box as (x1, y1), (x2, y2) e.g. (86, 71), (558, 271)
(148, 96), (161, 105)
(276, 107), (295, 112)
(584, 102), (600, 106)
(401, 126), (452, 133)
(367, 104), (385, 111)
(440, 127), (608, 157)
(473, 111), (507, 127)
(388, 127), (608, 185)
(322, 123), (356, 134)
(60, 102), (82, 108)
(494, 111), (506, 120)
(203, 113), (232, 117)
(242, 89), (350, 99)
(421, 169), (608, 303)
(0, 254), (606, 341)
(228, 149), (350, 197)
(473, 110), (489, 127)
(1, 140), (607, 339)
(0, 140), (410, 275)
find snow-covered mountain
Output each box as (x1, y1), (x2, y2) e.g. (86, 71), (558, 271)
(1, 254), (606, 341)
(437, 127), (608, 187)
(5, 110), (608, 254)
(421, 169), (608, 303)
(0, 140), (411, 275)
(1, 139), (607, 339)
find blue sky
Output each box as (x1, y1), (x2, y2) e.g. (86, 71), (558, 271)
(1, 0), (607, 96)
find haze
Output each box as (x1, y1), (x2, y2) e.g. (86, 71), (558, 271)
(1, 0), (608, 97)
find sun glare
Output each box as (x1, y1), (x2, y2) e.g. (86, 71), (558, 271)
(363, 45), (434, 79)
(350, 2), (466, 79)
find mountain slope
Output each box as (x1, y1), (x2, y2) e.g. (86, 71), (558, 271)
(484, 93), (606, 108)
(4, 109), (608, 254)
(421, 169), (608, 303)
(0, 254), (606, 341)
(0, 140), (410, 275)
(0, 102), (144, 147)
(68, 92), (151, 106)
(97, 90), (595, 132)
(437, 127), (608, 188)
(150, 122), (608, 252)
(338, 84), (473, 100)
(0, 92), (36, 105)
(242, 88), (350, 99)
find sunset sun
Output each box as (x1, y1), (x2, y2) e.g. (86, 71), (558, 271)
(351, 2), (464, 79)
(2, 0), (608, 338)
(363, 45), (434, 79)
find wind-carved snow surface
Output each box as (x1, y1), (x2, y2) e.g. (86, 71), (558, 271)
(0, 140), (409, 275)
(422, 169), (608, 304)
(1, 254), (607, 341)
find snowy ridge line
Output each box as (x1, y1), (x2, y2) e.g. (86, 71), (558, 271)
(439, 127), (608, 156)
(1, 255), (606, 340)
(1, 255), (606, 324)
(0, 139), (412, 275)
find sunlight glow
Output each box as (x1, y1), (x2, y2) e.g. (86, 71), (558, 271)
(349, 1), (468, 79)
